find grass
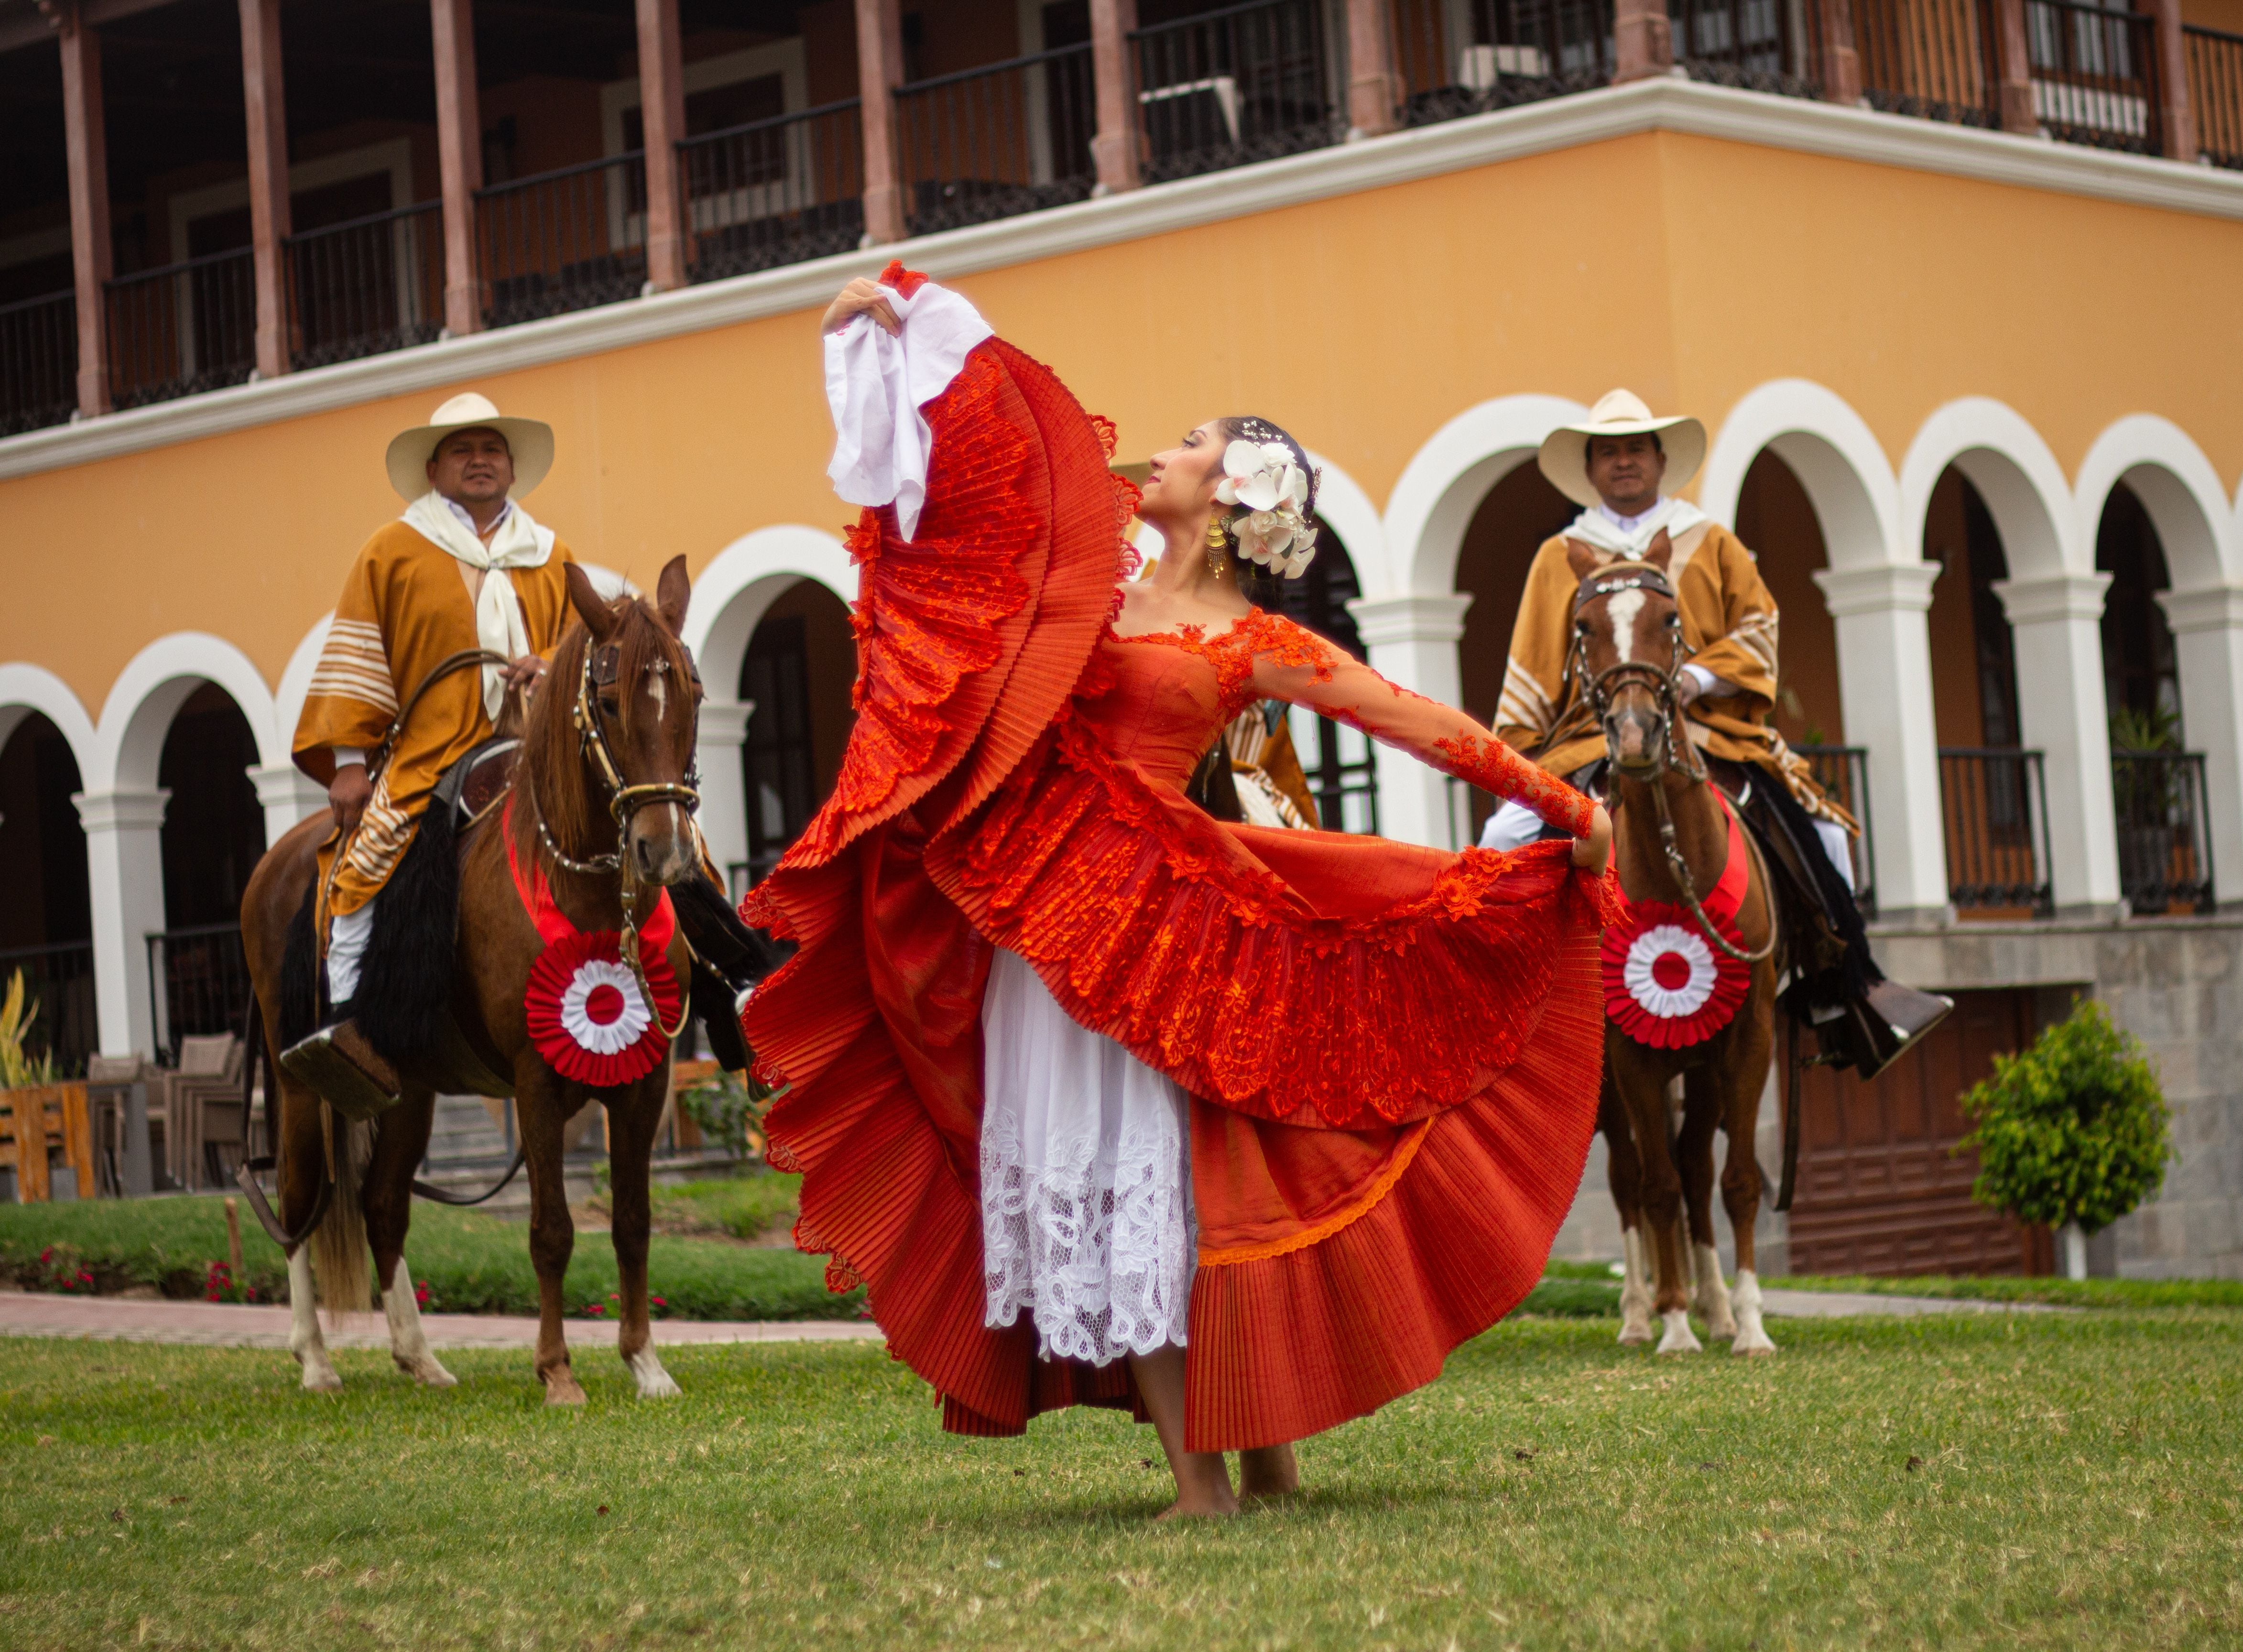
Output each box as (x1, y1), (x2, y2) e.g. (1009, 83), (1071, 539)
(1768, 1272), (2243, 1310)
(2, 1309), (2240, 1650)
(587, 1174), (803, 1244)
(0, 1179), (858, 1323)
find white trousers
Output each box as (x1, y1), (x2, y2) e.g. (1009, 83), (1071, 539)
(1479, 797), (1856, 893)
(326, 898), (378, 1005)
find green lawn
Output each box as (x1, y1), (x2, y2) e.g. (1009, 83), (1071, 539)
(2, 1309), (2239, 1650)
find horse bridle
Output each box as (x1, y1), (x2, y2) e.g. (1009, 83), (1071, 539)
(1568, 563), (1776, 966)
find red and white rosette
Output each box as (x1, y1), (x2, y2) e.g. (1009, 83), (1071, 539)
(524, 929), (681, 1088)
(1601, 903), (1750, 1049)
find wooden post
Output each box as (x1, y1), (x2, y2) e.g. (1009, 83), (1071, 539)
(1993, 0), (2037, 135)
(1613, 0), (1674, 83)
(1089, 0), (1141, 193)
(238, 0), (291, 380)
(634, 0), (689, 290)
(430, 0), (484, 336)
(55, 4), (111, 418)
(1816, 0), (1861, 103)
(224, 1195), (244, 1274)
(2149, 0), (2194, 162)
(854, 0), (906, 245)
(1345, 0), (1398, 137)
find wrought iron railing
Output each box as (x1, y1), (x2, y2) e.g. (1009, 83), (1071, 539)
(145, 922), (251, 1065)
(1853, 0), (2002, 126)
(1938, 748), (2054, 917)
(1793, 744), (1876, 917)
(477, 152), (650, 330)
(896, 46), (1099, 235)
(681, 98), (866, 282)
(1394, 0), (1616, 125)
(2026, 0), (2160, 153)
(2112, 750), (2215, 914)
(105, 249), (256, 409)
(1288, 706), (1379, 834)
(2186, 24), (2243, 168)
(1672, 0), (1821, 96)
(1132, 0), (1340, 183)
(0, 939), (97, 1078)
(0, 290), (77, 436)
(284, 200), (445, 370)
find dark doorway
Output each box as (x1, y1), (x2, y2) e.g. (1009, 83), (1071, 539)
(2097, 482), (2180, 735)
(0, 713), (96, 1075)
(738, 580), (857, 889)
(1268, 530), (1378, 831)
(152, 684), (265, 1060)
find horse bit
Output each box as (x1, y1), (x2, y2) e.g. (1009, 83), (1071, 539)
(1568, 564), (1776, 967)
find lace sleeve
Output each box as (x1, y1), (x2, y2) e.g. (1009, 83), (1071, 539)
(1241, 613), (1597, 839)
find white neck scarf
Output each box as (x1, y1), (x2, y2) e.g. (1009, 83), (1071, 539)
(401, 490), (556, 717)
(1565, 495), (1709, 560)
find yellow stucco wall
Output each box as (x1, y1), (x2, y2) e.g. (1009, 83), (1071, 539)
(3, 127), (2239, 716)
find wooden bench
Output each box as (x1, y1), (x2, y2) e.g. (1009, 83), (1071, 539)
(0, 1083), (95, 1202)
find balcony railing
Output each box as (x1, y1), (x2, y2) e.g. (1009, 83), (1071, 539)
(478, 152), (650, 330)
(0, 939), (97, 1078)
(2112, 750), (2216, 914)
(1672, 0), (1822, 96)
(682, 98), (866, 282)
(285, 200), (445, 370)
(146, 922), (251, 1065)
(1854, 0), (2002, 126)
(1133, 0), (1340, 184)
(105, 249), (256, 410)
(1939, 747), (2054, 917)
(2186, 24), (2243, 168)
(0, 290), (77, 436)
(1793, 744), (1876, 917)
(1394, 0), (1616, 125)
(897, 46), (1099, 235)
(2027, 0), (2160, 153)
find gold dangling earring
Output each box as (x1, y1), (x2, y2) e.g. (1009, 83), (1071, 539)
(1206, 514), (1229, 578)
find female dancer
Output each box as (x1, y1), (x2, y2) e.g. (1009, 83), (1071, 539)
(744, 269), (1615, 1518)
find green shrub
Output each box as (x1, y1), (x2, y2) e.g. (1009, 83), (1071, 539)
(1959, 997), (2172, 1234)
(677, 1069), (779, 1159)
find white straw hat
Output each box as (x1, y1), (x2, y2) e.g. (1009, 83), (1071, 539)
(1536, 389), (1706, 508)
(384, 391), (555, 501)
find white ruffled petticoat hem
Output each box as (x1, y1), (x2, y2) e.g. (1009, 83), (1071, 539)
(979, 946), (1195, 1366)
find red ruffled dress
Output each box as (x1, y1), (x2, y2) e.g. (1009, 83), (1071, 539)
(743, 326), (1617, 1452)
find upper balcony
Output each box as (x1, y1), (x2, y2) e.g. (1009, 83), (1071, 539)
(1, 0), (2237, 437)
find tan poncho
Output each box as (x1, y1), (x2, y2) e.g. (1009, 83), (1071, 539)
(1495, 513), (1850, 827)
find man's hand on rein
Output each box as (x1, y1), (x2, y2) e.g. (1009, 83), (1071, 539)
(329, 764), (372, 832)
(501, 653), (549, 690)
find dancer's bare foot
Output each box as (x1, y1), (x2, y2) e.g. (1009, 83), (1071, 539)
(1154, 1462), (1239, 1521)
(1128, 1343), (1238, 1520)
(1238, 1443), (1299, 1500)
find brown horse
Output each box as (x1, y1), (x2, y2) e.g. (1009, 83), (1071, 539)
(240, 557), (707, 1402)
(1568, 539), (1781, 1356)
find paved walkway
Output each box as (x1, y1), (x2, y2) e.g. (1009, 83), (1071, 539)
(0, 1285), (2054, 1351)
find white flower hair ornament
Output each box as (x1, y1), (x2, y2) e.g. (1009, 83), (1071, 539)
(1215, 438), (1319, 579)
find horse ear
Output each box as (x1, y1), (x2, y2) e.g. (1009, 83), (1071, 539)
(654, 554), (691, 637)
(564, 561), (618, 642)
(1644, 529), (1674, 574)
(1564, 538), (1601, 582)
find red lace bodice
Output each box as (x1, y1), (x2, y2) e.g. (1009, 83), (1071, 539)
(1096, 608), (1594, 837)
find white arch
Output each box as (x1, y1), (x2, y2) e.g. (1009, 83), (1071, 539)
(273, 615), (331, 761)
(683, 525), (858, 695)
(1302, 449), (1384, 595)
(0, 663), (98, 783)
(91, 631), (284, 794)
(1699, 380), (1903, 572)
(2073, 415), (2237, 593)
(1381, 394), (1589, 599)
(1900, 398), (2080, 581)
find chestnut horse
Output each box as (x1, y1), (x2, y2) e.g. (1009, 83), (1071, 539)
(240, 557), (708, 1402)
(1568, 540), (1781, 1356)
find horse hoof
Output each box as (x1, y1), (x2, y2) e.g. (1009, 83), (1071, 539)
(1707, 1317), (1739, 1341)
(626, 1349), (681, 1400)
(397, 1356), (458, 1388)
(1734, 1342), (1777, 1358)
(1617, 1324), (1654, 1347)
(298, 1363), (344, 1393)
(543, 1373), (588, 1407)
(1732, 1326), (1778, 1356)
(1655, 1311), (1703, 1355)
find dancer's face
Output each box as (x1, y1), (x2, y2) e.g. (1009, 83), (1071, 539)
(1140, 422), (1228, 525)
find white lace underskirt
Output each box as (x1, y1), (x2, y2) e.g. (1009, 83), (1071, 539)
(980, 946), (1195, 1366)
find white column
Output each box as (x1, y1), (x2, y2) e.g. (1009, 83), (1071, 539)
(1993, 571), (2122, 915)
(248, 761), (328, 845)
(2157, 584), (2243, 906)
(695, 700), (753, 897)
(1811, 564), (1950, 922)
(1345, 593), (1473, 849)
(74, 788), (170, 1059)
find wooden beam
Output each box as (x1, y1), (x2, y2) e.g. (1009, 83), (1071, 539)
(1613, 0), (1673, 84)
(1345, 0), (1397, 138)
(2149, 0), (2194, 162)
(55, 2), (112, 417)
(853, 0), (904, 244)
(1088, 0), (1140, 194)
(1816, 0), (1861, 105)
(430, 0), (482, 336)
(1993, 0), (2036, 136)
(634, 0), (687, 291)
(237, 0), (289, 380)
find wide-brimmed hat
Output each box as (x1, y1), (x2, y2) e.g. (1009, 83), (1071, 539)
(1537, 389), (1705, 508)
(384, 391), (555, 501)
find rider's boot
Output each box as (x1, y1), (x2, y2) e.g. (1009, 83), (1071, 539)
(280, 1004), (403, 1121)
(1849, 979), (1955, 1082)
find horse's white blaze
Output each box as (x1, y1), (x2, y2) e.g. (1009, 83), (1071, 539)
(383, 1256), (457, 1387)
(288, 1247), (342, 1392)
(1731, 1268), (1777, 1355)
(1692, 1242), (1738, 1339)
(628, 1345), (682, 1400)
(646, 667), (668, 724)
(1606, 587), (1647, 665)
(1617, 1226), (1655, 1346)
(1656, 1307), (1703, 1355)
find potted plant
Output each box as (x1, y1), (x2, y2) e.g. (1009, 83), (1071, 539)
(0, 970), (90, 1203)
(1958, 997), (2174, 1280)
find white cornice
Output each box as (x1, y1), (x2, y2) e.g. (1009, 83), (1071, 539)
(5, 75), (2239, 485)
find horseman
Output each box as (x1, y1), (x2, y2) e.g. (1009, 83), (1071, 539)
(1481, 389), (1947, 1079)
(281, 392), (579, 1107)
